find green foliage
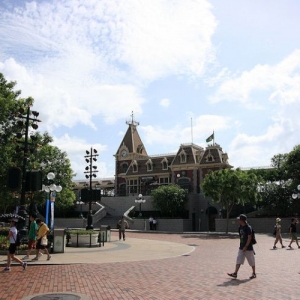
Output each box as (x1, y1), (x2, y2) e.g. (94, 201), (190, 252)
(0, 72), (76, 215)
(0, 227), (9, 236)
(201, 168), (262, 232)
(284, 145), (300, 186)
(248, 145), (300, 216)
(67, 229), (97, 235)
(150, 184), (188, 218)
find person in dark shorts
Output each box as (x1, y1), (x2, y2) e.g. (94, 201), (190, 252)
(32, 219), (51, 261)
(287, 218), (300, 249)
(1, 219), (27, 271)
(227, 214), (256, 279)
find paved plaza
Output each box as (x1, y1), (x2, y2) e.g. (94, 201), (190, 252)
(0, 231), (299, 300)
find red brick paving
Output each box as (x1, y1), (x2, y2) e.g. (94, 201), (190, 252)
(0, 231), (299, 300)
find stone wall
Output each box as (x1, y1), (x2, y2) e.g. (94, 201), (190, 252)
(54, 217), (191, 232)
(216, 218), (292, 234)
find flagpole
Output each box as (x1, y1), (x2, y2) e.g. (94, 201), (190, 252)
(213, 130), (215, 145)
(191, 118), (193, 144)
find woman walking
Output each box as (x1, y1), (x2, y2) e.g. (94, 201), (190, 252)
(273, 218), (285, 249)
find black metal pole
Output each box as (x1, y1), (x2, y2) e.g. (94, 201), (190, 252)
(18, 106), (30, 232)
(86, 147), (93, 230)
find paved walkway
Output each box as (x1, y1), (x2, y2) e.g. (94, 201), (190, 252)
(0, 231), (299, 299)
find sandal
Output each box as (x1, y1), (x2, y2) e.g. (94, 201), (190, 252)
(227, 273), (237, 278)
(249, 273), (256, 279)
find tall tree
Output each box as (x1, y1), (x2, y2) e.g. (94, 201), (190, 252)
(284, 145), (300, 188)
(249, 148), (300, 216)
(201, 168), (261, 233)
(151, 184), (188, 218)
(0, 73), (75, 215)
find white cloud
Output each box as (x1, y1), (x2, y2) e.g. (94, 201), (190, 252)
(159, 98), (170, 108)
(0, 0), (217, 132)
(52, 134), (110, 178)
(141, 114), (232, 149)
(229, 119), (297, 168)
(210, 49), (300, 108)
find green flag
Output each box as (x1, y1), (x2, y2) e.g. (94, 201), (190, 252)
(206, 133), (214, 143)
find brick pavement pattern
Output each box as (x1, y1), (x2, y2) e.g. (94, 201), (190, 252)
(0, 232), (299, 300)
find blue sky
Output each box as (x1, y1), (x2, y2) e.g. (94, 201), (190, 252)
(0, 0), (299, 180)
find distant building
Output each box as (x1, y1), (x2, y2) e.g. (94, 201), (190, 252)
(114, 114), (232, 196)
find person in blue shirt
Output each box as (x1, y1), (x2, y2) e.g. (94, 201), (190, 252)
(227, 214), (256, 279)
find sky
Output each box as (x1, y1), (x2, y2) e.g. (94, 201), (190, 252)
(0, 0), (299, 180)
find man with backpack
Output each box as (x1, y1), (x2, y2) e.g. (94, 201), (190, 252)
(1, 219), (27, 271)
(227, 214), (256, 279)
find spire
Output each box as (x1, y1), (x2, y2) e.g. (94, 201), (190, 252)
(116, 111), (147, 156)
(126, 111), (139, 127)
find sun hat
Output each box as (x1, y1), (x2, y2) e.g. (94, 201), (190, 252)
(276, 218), (281, 223)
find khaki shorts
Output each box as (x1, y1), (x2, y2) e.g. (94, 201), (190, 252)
(236, 249), (255, 267)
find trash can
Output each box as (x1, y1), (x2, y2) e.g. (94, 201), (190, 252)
(53, 229), (66, 253)
(100, 225), (111, 242)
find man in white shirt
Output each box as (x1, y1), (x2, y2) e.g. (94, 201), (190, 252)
(1, 219), (27, 271)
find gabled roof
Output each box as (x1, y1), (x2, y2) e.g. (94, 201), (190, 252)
(116, 116), (148, 156)
(171, 143), (204, 166)
(199, 143), (232, 168)
(125, 155), (175, 176)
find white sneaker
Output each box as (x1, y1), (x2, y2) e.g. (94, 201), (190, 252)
(22, 255), (29, 260)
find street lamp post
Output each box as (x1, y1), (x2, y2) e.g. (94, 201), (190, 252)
(135, 194), (146, 217)
(292, 185), (300, 200)
(42, 172), (62, 229)
(15, 105), (41, 231)
(84, 148), (99, 230)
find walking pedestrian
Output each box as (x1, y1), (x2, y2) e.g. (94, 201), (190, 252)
(273, 217), (285, 249)
(149, 216), (153, 230)
(117, 216), (129, 241)
(1, 219), (27, 271)
(227, 214), (256, 279)
(22, 213), (39, 260)
(287, 218), (300, 249)
(32, 219), (51, 261)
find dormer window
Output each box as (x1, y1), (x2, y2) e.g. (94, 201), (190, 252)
(132, 160), (138, 172)
(180, 153), (186, 163)
(178, 149), (187, 163)
(146, 159), (153, 172)
(161, 158), (168, 170)
(162, 161), (168, 170)
(137, 144), (144, 154)
(205, 151), (215, 162)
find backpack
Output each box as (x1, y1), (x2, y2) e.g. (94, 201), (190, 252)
(13, 231), (22, 247)
(251, 227), (257, 245)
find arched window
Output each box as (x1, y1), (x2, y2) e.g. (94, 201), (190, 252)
(161, 158), (168, 170)
(132, 160), (138, 172)
(146, 159), (153, 172)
